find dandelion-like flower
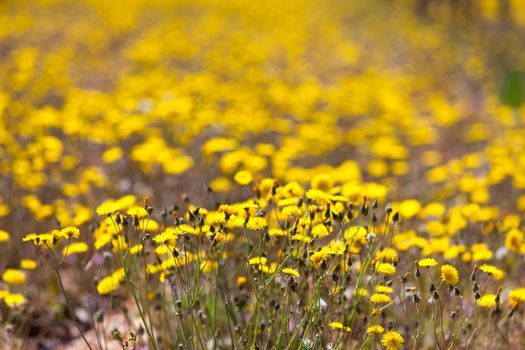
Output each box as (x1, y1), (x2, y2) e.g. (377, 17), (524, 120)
(127, 206), (148, 218)
(63, 242), (89, 256)
(2, 269), (26, 285)
(60, 226), (80, 239)
(509, 288), (525, 308)
(20, 259), (37, 270)
(375, 262), (396, 275)
(0, 230), (10, 243)
(441, 264), (459, 286)
(236, 276), (247, 288)
(234, 170), (253, 185)
(478, 264), (505, 280)
(329, 322), (351, 332)
(22, 233), (53, 246)
(370, 293), (392, 304)
(282, 267), (300, 278)
(367, 325), (385, 334)
(376, 285), (394, 294)
(245, 217), (268, 230)
(96, 202), (118, 216)
(310, 250), (328, 268)
(248, 256), (267, 265)
(417, 258), (437, 267)
(477, 294), (497, 308)
(381, 331), (404, 350)
(3, 293), (26, 308)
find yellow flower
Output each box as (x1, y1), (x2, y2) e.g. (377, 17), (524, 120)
(127, 206), (148, 218)
(96, 201), (118, 216)
(381, 331), (405, 350)
(329, 322), (351, 332)
(441, 264), (459, 286)
(509, 288), (525, 308)
(310, 250), (328, 268)
(478, 264), (505, 280)
(20, 259), (37, 270)
(245, 217), (268, 230)
(248, 256), (267, 265)
(376, 285), (394, 294)
(375, 262), (396, 275)
(477, 294), (497, 308)
(129, 244), (143, 255)
(367, 325), (385, 334)
(97, 268), (125, 295)
(0, 230), (10, 243)
(102, 146), (123, 163)
(22, 233), (54, 246)
(175, 224), (197, 235)
(305, 189), (331, 204)
(60, 226), (80, 239)
(63, 242), (89, 256)
(236, 276), (247, 288)
(505, 228), (523, 253)
(311, 173), (334, 192)
(153, 227), (179, 243)
(370, 293), (392, 304)
(234, 170), (253, 185)
(398, 199), (421, 219)
(356, 288), (369, 297)
(312, 224), (331, 238)
(417, 258), (437, 267)
(3, 293), (26, 308)
(375, 248), (399, 264)
(258, 263), (277, 274)
(2, 269), (26, 285)
(282, 268), (300, 278)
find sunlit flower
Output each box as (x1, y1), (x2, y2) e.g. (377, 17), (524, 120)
(127, 206), (148, 218)
(381, 331), (404, 350)
(2, 269), (26, 285)
(329, 322), (351, 332)
(234, 170), (253, 185)
(376, 285), (394, 294)
(245, 217), (268, 230)
(248, 256), (267, 265)
(282, 268), (300, 278)
(96, 202), (118, 216)
(310, 251), (328, 268)
(236, 276), (247, 288)
(477, 294), (497, 308)
(20, 259), (37, 270)
(509, 288), (525, 308)
(375, 262), (396, 275)
(441, 264), (459, 286)
(370, 293), (391, 304)
(97, 268), (125, 295)
(60, 226), (80, 239)
(63, 242), (89, 256)
(417, 258), (437, 267)
(478, 264), (505, 280)
(367, 325), (385, 334)
(3, 293), (26, 308)
(0, 230), (10, 243)
(505, 228), (523, 253)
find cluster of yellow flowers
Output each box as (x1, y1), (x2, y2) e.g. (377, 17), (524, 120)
(2, 0), (525, 348)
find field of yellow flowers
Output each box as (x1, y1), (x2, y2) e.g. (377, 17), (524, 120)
(3, 0), (525, 349)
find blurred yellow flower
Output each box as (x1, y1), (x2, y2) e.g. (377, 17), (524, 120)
(20, 259), (37, 270)
(2, 269), (26, 285)
(234, 170), (253, 186)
